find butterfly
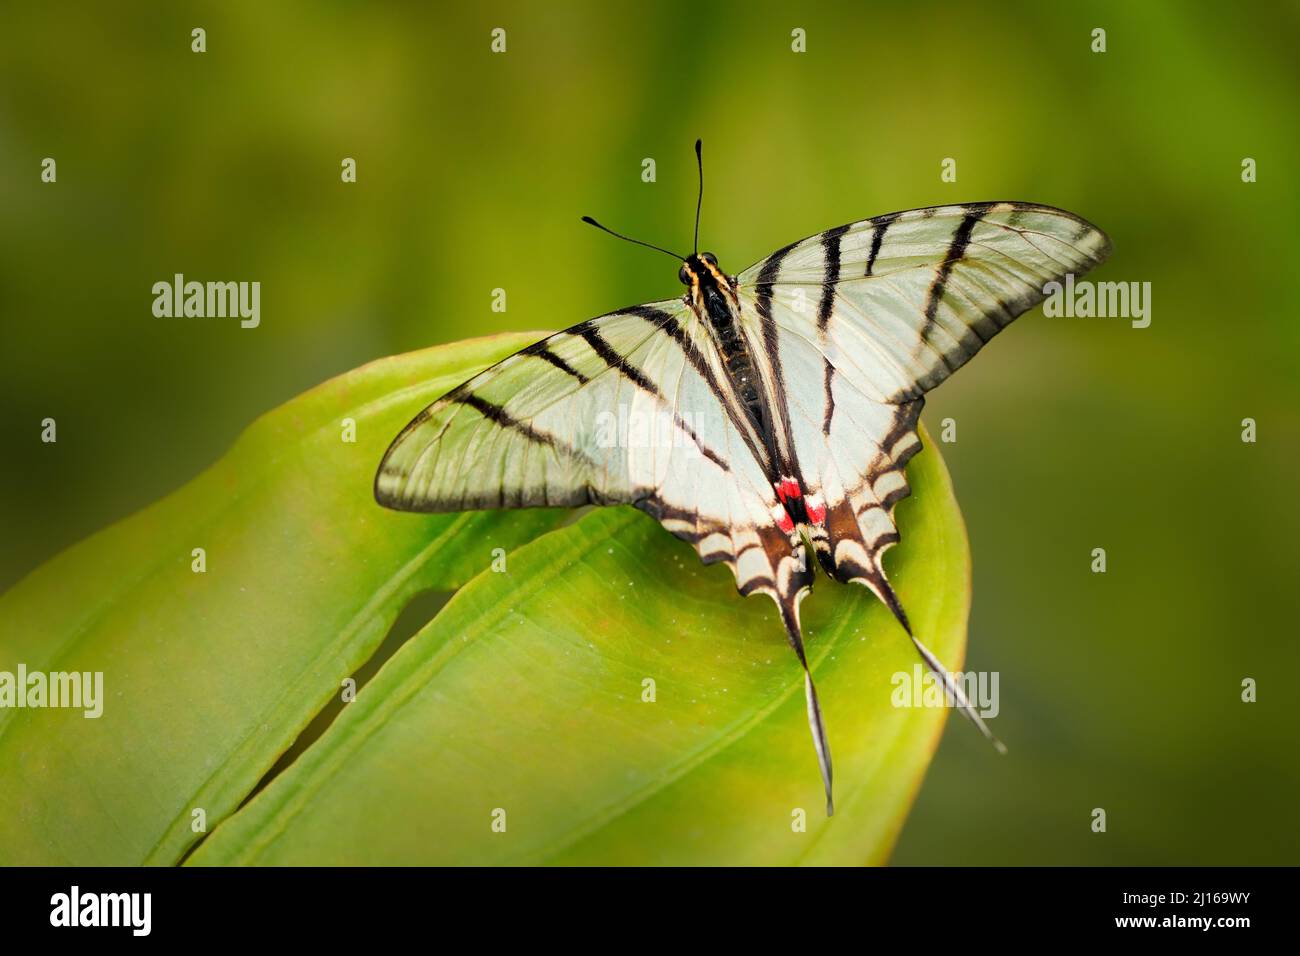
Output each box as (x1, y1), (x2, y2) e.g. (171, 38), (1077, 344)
(375, 141), (1111, 815)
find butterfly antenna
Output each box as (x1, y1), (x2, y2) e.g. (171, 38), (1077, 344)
(776, 592), (835, 817)
(877, 583), (1007, 754)
(693, 138), (704, 256)
(581, 216), (685, 261)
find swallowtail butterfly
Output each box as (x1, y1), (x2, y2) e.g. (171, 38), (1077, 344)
(376, 142), (1111, 814)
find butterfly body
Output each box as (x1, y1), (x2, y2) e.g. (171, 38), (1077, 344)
(376, 154), (1110, 814)
(684, 254), (801, 526)
(684, 256), (765, 433)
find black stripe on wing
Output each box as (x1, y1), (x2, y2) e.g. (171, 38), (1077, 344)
(521, 341), (590, 384)
(575, 314), (737, 474)
(817, 224), (850, 436)
(752, 241), (806, 482)
(579, 324), (661, 396)
(864, 211), (901, 277)
(918, 203), (995, 371)
(625, 304), (772, 476)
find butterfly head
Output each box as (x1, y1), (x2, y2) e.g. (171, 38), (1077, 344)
(680, 251), (733, 297)
(677, 252), (720, 286)
(680, 252), (738, 320)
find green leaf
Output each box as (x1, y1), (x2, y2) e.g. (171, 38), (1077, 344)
(187, 430), (970, 866)
(1, 332), (971, 867)
(0, 334), (566, 865)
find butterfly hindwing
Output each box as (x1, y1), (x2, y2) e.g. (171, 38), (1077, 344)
(730, 281), (921, 610)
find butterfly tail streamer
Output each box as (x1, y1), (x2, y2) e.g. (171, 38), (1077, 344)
(873, 577), (1007, 754)
(776, 593), (835, 817)
(909, 629), (1007, 754)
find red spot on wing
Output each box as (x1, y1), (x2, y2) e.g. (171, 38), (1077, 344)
(806, 498), (826, 526)
(777, 478), (802, 502)
(775, 508), (795, 534)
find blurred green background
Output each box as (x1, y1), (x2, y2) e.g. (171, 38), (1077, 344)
(1, 1), (1297, 864)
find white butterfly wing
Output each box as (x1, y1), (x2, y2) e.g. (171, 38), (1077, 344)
(737, 201), (1111, 398)
(376, 299), (812, 617)
(731, 200), (1110, 745)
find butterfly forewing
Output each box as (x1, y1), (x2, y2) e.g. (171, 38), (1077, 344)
(375, 299), (808, 616)
(737, 202), (1112, 396)
(376, 305), (676, 511)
